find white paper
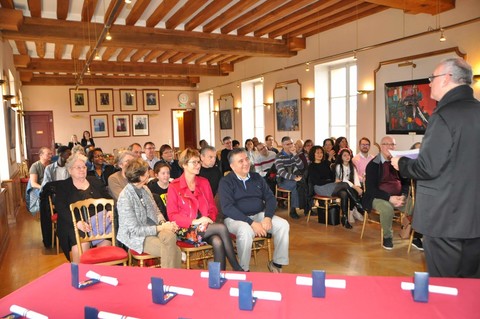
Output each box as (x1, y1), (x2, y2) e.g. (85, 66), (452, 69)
(296, 276), (346, 289)
(147, 283), (194, 296)
(200, 271), (246, 280)
(86, 270), (119, 286)
(390, 149), (420, 160)
(10, 305), (48, 319)
(401, 282), (458, 296)
(229, 287), (282, 301)
(98, 311), (139, 319)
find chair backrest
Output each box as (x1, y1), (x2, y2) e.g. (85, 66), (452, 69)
(70, 198), (116, 256)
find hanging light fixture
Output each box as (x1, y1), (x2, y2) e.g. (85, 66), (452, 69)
(305, 62), (310, 72)
(94, 51), (101, 61)
(439, 28), (446, 42)
(105, 30), (112, 41)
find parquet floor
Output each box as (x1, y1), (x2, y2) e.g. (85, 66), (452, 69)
(0, 206), (426, 298)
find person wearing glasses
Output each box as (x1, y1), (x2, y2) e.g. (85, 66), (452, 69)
(142, 141), (160, 172)
(363, 136), (411, 250)
(87, 148), (116, 186)
(392, 58), (480, 278)
(352, 137), (375, 185)
(157, 144), (183, 179)
(220, 136), (234, 174)
(167, 148), (244, 271)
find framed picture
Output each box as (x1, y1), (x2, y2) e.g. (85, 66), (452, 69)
(276, 99), (300, 131)
(69, 89), (89, 112)
(112, 114), (130, 137)
(219, 110), (232, 130)
(7, 107), (16, 149)
(120, 89), (137, 111)
(143, 89), (160, 111)
(384, 78), (436, 135)
(90, 114), (109, 138)
(95, 89), (114, 112)
(132, 114), (149, 136)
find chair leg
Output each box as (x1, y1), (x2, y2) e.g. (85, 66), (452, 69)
(267, 238), (273, 262)
(407, 229), (415, 253)
(360, 212), (368, 239)
(55, 235), (59, 255)
(186, 252), (190, 269)
(51, 224), (55, 249)
(324, 202), (328, 228)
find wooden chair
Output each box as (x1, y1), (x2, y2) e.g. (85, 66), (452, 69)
(70, 198), (128, 265)
(307, 195), (340, 227)
(176, 241), (214, 269)
(230, 233), (273, 265)
(128, 249), (161, 267)
(48, 195), (60, 255)
(407, 180), (416, 253)
(275, 185), (291, 218)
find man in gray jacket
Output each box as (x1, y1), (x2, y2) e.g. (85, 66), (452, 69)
(392, 58), (480, 278)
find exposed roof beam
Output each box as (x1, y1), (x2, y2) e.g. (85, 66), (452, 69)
(365, 0), (455, 14)
(0, 8), (23, 31)
(145, 0), (179, 28)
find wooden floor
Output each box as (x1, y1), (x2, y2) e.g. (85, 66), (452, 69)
(0, 205), (426, 298)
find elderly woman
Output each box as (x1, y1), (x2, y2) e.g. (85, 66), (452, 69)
(54, 153), (112, 262)
(107, 151), (135, 201)
(117, 158), (182, 268)
(87, 148), (117, 186)
(167, 148), (244, 271)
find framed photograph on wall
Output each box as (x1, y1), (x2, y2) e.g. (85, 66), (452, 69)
(132, 114), (149, 136)
(112, 114), (130, 137)
(119, 89), (137, 111)
(143, 89), (160, 111)
(90, 114), (109, 138)
(384, 78), (436, 135)
(69, 89), (89, 112)
(219, 110), (232, 130)
(95, 89), (114, 112)
(275, 99), (300, 131)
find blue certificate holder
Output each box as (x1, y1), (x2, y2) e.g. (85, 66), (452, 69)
(84, 306), (99, 319)
(312, 270), (326, 298)
(239, 281), (257, 311)
(71, 263), (99, 289)
(208, 262), (227, 289)
(151, 277), (177, 305)
(413, 272), (429, 303)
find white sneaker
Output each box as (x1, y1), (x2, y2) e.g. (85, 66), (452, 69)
(352, 207), (364, 221)
(348, 210), (355, 224)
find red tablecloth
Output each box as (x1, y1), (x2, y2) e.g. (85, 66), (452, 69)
(0, 263), (477, 319)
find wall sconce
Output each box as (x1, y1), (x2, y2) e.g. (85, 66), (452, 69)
(263, 102), (273, 107)
(3, 94), (15, 101)
(0, 79), (5, 85)
(357, 89), (373, 95)
(473, 74), (480, 82)
(301, 97), (314, 104)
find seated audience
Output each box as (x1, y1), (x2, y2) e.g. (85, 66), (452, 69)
(147, 162), (171, 220)
(219, 148), (289, 273)
(265, 135), (279, 154)
(220, 136), (233, 174)
(352, 137), (375, 185)
(68, 134), (81, 149)
(117, 158), (181, 268)
(198, 146), (222, 196)
(128, 142), (143, 158)
(107, 151), (135, 201)
(87, 148), (117, 186)
(142, 142), (160, 173)
(253, 143), (276, 177)
(157, 144), (183, 179)
(333, 136), (349, 156)
(299, 139), (313, 168)
(323, 138), (336, 163)
(41, 146), (71, 189)
(167, 148), (243, 271)
(81, 130), (95, 152)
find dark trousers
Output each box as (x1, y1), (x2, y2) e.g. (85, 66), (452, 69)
(423, 236), (480, 278)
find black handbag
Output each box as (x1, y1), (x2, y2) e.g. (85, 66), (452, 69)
(317, 206), (340, 225)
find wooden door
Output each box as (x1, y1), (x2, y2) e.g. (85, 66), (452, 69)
(24, 111), (54, 166)
(183, 109), (196, 149)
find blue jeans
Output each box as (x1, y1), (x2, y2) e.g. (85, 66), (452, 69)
(278, 179), (299, 209)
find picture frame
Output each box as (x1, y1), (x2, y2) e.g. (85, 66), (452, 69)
(143, 89), (160, 111)
(384, 78), (436, 135)
(95, 89), (114, 112)
(132, 114), (149, 136)
(275, 99), (300, 131)
(90, 114), (109, 138)
(69, 89), (89, 112)
(219, 110), (232, 130)
(112, 114), (131, 137)
(119, 89), (137, 111)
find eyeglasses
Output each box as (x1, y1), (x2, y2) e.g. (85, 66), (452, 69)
(360, 144), (370, 147)
(145, 147), (155, 150)
(94, 154), (104, 158)
(381, 143), (396, 147)
(187, 160), (202, 166)
(428, 73), (451, 82)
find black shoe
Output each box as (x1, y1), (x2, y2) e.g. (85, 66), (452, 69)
(341, 216), (352, 229)
(382, 237), (393, 250)
(411, 238), (424, 251)
(290, 211), (300, 219)
(355, 203), (365, 214)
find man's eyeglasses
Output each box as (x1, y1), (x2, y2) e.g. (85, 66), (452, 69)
(360, 144), (370, 147)
(381, 143), (396, 147)
(428, 73), (451, 82)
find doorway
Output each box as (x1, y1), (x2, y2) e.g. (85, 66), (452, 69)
(24, 111), (54, 166)
(171, 109), (197, 150)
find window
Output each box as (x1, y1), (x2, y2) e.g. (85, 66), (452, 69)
(241, 78), (264, 142)
(198, 91), (215, 146)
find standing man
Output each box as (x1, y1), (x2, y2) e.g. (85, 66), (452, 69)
(352, 137), (375, 185)
(275, 136), (304, 219)
(142, 141), (159, 175)
(392, 58), (480, 278)
(220, 136), (233, 174)
(219, 148), (289, 273)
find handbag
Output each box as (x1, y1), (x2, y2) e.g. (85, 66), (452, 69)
(317, 206), (340, 225)
(177, 222), (209, 247)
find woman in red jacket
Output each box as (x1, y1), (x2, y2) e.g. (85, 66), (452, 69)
(167, 148), (243, 271)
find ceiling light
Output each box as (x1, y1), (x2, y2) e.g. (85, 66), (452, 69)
(305, 62), (310, 72)
(86, 66), (91, 75)
(105, 31), (112, 41)
(125, 0), (132, 3)
(439, 29), (446, 42)
(94, 52), (101, 61)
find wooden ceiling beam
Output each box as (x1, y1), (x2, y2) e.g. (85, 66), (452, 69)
(14, 54), (30, 68)
(71, 45), (83, 59)
(19, 71), (33, 82)
(185, 0), (232, 32)
(143, 50), (163, 63)
(182, 53), (204, 64)
(0, 8), (23, 31)
(125, 0), (151, 26)
(56, 0), (69, 20)
(35, 41), (45, 58)
(145, 0), (179, 28)
(3, 17), (295, 57)
(15, 40), (28, 55)
(101, 47), (119, 61)
(54, 43), (64, 60)
(169, 52), (190, 64)
(365, 0), (455, 14)
(203, 0), (258, 33)
(81, 0), (98, 22)
(27, 0), (41, 18)
(220, 0), (287, 35)
(165, 0), (208, 30)
(130, 49), (150, 62)
(157, 50), (177, 63)
(22, 75), (197, 87)
(104, 0), (124, 24)
(116, 48), (134, 62)
(0, 0), (14, 9)
(20, 58), (228, 76)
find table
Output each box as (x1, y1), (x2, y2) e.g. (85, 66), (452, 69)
(0, 263), (477, 319)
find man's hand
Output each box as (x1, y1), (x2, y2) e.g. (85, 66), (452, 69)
(251, 221), (267, 237)
(294, 175), (302, 182)
(389, 195), (405, 208)
(261, 217), (272, 232)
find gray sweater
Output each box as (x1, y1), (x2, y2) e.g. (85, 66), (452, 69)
(117, 183), (165, 253)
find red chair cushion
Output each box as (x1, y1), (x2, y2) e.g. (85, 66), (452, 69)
(176, 241), (196, 248)
(51, 213), (58, 222)
(130, 249), (149, 256)
(80, 246), (128, 264)
(130, 249), (158, 267)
